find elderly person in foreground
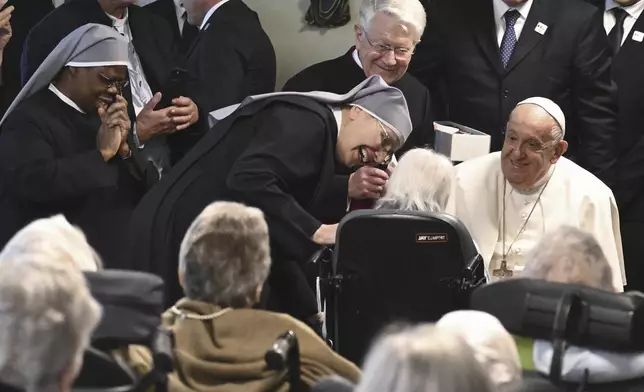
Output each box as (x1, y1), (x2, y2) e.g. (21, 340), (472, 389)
(0, 214), (102, 272)
(448, 97), (625, 290)
(374, 148), (453, 211)
(283, 0), (433, 223)
(511, 225), (644, 383)
(131, 201), (360, 391)
(355, 323), (495, 392)
(0, 228), (101, 392)
(437, 310), (522, 392)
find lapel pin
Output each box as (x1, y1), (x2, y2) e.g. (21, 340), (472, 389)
(535, 22), (548, 35)
(633, 31), (644, 42)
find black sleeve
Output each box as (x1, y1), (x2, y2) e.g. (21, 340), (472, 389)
(0, 114), (120, 204)
(570, 8), (619, 187)
(226, 105), (326, 263)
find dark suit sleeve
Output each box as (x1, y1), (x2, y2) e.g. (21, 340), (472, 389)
(226, 105), (324, 263)
(570, 9), (619, 187)
(407, 0), (448, 120)
(0, 115), (119, 204)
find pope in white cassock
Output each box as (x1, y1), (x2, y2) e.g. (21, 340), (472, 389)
(447, 97), (625, 291)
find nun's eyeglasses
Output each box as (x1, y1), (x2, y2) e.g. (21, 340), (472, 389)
(376, 120), (395, 165)
(99, 72), (130, 96)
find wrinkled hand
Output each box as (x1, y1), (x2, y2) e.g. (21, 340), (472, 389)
(312, 224), (338, 245)
(169, 96), (199, 131)
(135, 92), (175, 143)
(348, 166), (390, 199)
(97, 96), (130, 161)
(0, 3), (14, 53)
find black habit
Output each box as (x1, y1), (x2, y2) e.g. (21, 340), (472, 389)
(128, 97), (338, 318)
(21, 0), (204, 166)
(0, 89), (146, 269)
(283, 47), (434, 223)
(144, 0), (198, 55)
(0, 0), (54, 116)
(408, 0), (619, 187)
(606, 7), (644, 291)
(186, 0), (276, 112)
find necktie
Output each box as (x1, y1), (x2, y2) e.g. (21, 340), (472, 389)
(500, 10), (521, 68)
(608, 8), (628, 55)
(181, 10), (199, 54)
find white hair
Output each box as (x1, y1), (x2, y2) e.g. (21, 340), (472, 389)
(523, 225), (614, 291)
(178, 201), (271, 308)
(355, 324), (496, 392)
(374, 149), (454, 212)
(437, 311), (522, 390)
(359, 0), (427, 41)
(0, 249), (101, 392)
(0, 215), (102, 271)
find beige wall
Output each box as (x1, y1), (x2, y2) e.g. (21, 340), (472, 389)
(244, 0), (362, 90)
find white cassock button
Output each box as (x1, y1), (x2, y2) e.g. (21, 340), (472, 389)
(524, 200), (531, 206)
(521, 212), (528, 219)
(516, 248), (522, 255)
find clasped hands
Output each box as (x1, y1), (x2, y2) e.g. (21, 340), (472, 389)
(135, 92), (199, 144)
(97, 96), (131, 161)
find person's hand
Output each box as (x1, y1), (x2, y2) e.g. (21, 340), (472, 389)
(0, 3), (14, 54)
(135, 92), (175, 143)
(169, 96), (199, 131)
(348, 166), (390, 199)
(312, 224), (338, 245)
(97, 96), (130, 161)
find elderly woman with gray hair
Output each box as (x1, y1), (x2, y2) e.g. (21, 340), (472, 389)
(355, 323), (495, 392)
(131, 201), (360, 391)
(374, 148), (453, 212)
(0, 217), (101, 392)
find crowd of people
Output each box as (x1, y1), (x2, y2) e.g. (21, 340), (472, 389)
(0, 0), (641, 390)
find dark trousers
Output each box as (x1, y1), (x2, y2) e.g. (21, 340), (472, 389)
(622, 220), (644, 293)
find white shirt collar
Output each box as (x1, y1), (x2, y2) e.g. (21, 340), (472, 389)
(605, 0), (644, 19)
(352, 48), (364, 70)
(174, 0), (186, 21)
(493, 0), (533, 24)
(106, 7), (129, 28)
(200, 0), (230, 30)
(48, 84), (85, 114)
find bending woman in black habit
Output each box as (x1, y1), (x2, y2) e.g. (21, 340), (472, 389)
(128, 75), (413, 322)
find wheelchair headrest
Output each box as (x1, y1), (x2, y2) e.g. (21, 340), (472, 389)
(84, 270), (165, 347)
(470, 279), (644, 352)
(336, 209), (478, 261)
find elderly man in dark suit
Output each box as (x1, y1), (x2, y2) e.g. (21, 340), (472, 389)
(283, 0), (433, 223)
(598, 0), (644, 291)
(22, 0), (203, 179)
(409, 0), (619, 188)
(182, 0), (276, 112)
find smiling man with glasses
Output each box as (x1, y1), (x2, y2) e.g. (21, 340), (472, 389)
(283, 0), (433, 223)
(447, 97), (625, 291)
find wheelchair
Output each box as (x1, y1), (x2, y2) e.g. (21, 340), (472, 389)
(471, 278), (644, 391)
(312, 209), (486, 364)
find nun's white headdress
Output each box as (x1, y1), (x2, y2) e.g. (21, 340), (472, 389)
(1, 23), (129, 125)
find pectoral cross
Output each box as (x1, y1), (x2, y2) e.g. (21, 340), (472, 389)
(492, 260), (514, 278)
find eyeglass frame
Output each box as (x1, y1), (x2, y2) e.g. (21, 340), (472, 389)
(359, 26), (416, 60)
(98, 72), (130, 97)
(374, 120), (396, 165)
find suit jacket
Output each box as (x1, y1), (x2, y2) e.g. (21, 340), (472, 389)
(283, 47), (434, 223)
(610, 9), (644, 219)
(127, 96), (338, 317)
(22, 0), (204, 166)
(186, 0), (276, 112)
(409, 0), (619, 187)
(0, 89), (146, 269)
(144, 0), (197, 54)
(0, 0), (54, 116)
(447, 152), (625, 291)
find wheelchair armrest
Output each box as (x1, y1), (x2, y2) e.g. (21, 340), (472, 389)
(152, 327), (174, 373)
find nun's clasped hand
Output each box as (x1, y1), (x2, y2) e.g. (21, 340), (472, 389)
(97, 95), (131, 162)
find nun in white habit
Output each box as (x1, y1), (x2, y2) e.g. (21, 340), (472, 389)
(447, 97), (625, 291)
(0, 24), (147, 270)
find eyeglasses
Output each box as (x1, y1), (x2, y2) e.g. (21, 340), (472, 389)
(375, 120), (396, 164)
(99, 72), (130, 96)
(360, 27), (415, 60)
(504, 133), (556, 153)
